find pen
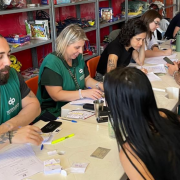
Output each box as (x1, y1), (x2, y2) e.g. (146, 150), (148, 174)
(87, 87), (92, 89)
(57, 117), (77, 123)
(170, 40), (172, 48)
(51, 134), (75, 144)
(60, 118), (77, 123)
(41, 144), (44, 150)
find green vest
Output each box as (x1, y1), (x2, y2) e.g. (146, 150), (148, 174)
(0, 68), (22, 124)
(37, 53), (86, 117)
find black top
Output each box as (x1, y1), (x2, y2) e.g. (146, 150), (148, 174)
(17, 71), (30, 99)
(165, 13), (180, 39)
(97, 37), (134, 75)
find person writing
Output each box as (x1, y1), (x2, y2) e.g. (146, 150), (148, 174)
(140, 10), (172, 58)
(95, 18), (147, 81)
(104, 67), (180, 180)
(37, 24), (104, 121)
(0, 35), (43, 149)
(167, 61), (180, 85)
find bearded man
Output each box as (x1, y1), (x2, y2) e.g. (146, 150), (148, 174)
(0, 35), (43, 148)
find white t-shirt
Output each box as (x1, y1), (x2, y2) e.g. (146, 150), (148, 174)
(145, 34), (158, 50)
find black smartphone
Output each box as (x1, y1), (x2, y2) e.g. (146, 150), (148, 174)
(41, 121), (62, 133)
(163, 57), (174, 65)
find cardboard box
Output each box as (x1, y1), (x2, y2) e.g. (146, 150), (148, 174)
(25, 20), (50, 40)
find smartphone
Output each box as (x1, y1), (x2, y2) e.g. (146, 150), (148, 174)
(41, 121), (62, 133)
(163, 57), (174, 65)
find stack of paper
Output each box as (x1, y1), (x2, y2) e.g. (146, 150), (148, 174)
(70, 163), (89, 173)
(44, 159), (61, 175)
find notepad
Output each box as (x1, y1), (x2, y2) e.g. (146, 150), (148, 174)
(66, 110), (94, 119)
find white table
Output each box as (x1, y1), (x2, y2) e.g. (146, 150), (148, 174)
(25, 120), (127, 180)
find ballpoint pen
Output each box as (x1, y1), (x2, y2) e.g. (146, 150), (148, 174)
(57, 117), (77, 123)
(51, 134), (75, 144)
(40, 144), (44, 150)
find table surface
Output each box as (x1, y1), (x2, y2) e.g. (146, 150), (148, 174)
(27, 120), (127, 180)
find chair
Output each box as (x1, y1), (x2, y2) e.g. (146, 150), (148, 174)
(25, 76), (39, 95)
(86, 56), (100, 78)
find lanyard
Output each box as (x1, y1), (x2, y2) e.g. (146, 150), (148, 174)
(58, 54), (80, 90)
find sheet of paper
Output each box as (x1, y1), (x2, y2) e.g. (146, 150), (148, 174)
(147, 72), (161, 82)
(136, 64), (166, 73)
(145, 53), (177, 65)
(70, 98), (105, 105)
(0, 144), (43, 180)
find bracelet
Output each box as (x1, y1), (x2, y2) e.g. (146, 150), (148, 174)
(95, 82), (102, 90)
(79, 89), (83, 99)
(8, 131), (12, 144)
(173, 71), (178, 79)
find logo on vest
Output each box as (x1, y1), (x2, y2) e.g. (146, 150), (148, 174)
(79, 69), (83, 73)
(8, 97), (15, 106)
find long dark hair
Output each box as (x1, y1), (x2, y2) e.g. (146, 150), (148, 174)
(104, 67), (180, 179)
(140, 10), (162, 40)
(118, 19), (147, 47)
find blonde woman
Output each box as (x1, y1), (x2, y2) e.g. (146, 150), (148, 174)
(37, 24), (103, 120)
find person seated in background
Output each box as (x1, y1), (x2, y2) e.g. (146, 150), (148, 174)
(95, 19), (147, 81)
(0, 35), (43, 149)
(167, 61), (180, 85)
(37, 24), (104, 121)
(104, 67), (180, 180)
(140, 10), (172, 58)
(165, 12), (180, 39)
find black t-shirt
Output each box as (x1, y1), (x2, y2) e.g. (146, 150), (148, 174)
(17, 71), (30, 99)
(165, 13), (180, 39)
(97, 37), (134, 75)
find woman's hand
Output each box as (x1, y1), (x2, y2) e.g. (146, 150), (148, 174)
(82, 89), (103, 100)
(12, 125), (43, 146)
(167, 62), (179, 76)
(163, 48), (172, 56)
(141, 68), (148, 74)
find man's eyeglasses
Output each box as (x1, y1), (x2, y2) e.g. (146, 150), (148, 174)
(154, 21), (160, 26)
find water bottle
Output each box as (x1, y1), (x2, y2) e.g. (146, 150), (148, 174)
(176, 29), (180, 52)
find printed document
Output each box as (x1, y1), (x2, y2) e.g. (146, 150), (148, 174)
(137, 64), (166, 73)
(0, 144), (43, 180)
(145, 53), (177, 65)
(147, 72), (161, 82)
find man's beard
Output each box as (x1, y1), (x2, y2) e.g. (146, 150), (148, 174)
(0, 66), (10, 85)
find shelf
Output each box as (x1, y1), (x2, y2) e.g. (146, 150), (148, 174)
(100, 18), (126, 29)
(128, 13), (144, 20)
(11, 39), (52, 53)
(99, 0), (109, 2)
(0, 5), (50, 15)
(84, 53), (98, 61)
(165, 4), (177, 9)
(54, 0), (96, 8)
(84, 26), (97, 32)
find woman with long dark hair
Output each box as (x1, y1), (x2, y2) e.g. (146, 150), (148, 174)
(104, 67), (180, 180)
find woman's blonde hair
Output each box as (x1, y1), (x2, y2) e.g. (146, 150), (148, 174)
(56, 24), (88, 57)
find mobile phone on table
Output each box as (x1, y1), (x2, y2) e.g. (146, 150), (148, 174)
(41, 121), (62, 133)
(163, 57), (174, 65)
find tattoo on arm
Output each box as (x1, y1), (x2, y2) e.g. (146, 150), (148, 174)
(0, 131), (16, 144)
(27, 91), (36, 98)
(108, 59), (116, 70)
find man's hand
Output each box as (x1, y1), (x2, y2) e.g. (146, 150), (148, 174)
(167, 62), (179, 76)
(12, 125), (43, 146)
